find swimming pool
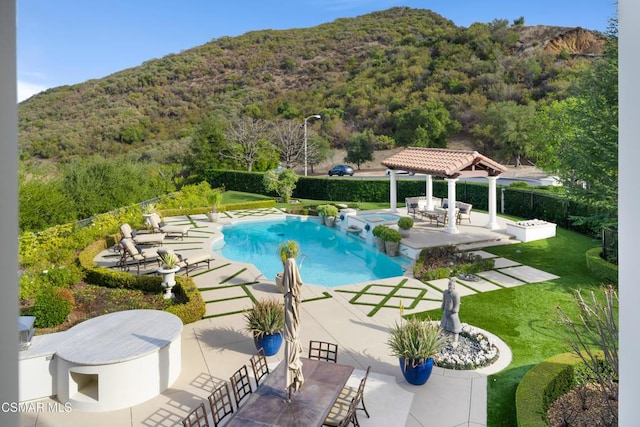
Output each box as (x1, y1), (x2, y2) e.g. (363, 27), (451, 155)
(214, 217), (410, 287)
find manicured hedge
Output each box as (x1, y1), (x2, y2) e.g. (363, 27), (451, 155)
(202, 170), (607, 236)
(515, 352), (584, 427)
(586, 247), (618, 285)
(77, 238), (205, 324)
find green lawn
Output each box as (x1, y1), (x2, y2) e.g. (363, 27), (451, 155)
(421, 228), (605, 426)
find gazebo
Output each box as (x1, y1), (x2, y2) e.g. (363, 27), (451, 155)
(381, 147), (507, 234)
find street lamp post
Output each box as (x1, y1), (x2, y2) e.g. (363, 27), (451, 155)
(304, 114), (321, 176)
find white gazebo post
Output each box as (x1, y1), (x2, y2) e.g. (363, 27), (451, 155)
(425, 174), (434, 211)
(389, 171), (398, 212)
(445, 178), (459, 234)
(486, 176), (500, 229)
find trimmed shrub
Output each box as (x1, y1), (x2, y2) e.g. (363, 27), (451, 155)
(586, 247), (618, 285)
(32, 286), (74, 328)
(397, 216), (414, 230)
(515, 352), (590, 427)
(166, 278), (206, 324)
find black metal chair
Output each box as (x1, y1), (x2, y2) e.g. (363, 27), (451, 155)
(250, 347), (269, 387)
(207, 382), (234, 427)
(308, 340), (338, 363)
(182, 402), (210, 427)
(229, 365), (253, 407)
(323, 396), (361, 427)
(324, 365), (371, 426)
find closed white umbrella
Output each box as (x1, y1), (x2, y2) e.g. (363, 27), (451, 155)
(283, 254), (304, 401)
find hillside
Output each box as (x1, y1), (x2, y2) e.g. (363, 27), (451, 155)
(17, 7), (606, 163)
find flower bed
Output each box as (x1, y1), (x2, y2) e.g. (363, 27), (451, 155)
(434, 324), (500, 370)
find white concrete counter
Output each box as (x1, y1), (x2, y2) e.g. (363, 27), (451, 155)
(19, 310), (183, 412)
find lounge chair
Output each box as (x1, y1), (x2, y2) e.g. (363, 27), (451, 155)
(148, 213), (192, 240)
(118, 238), (158, 274)
(120, 223), (166, 246)
(156, 248), (212, 276)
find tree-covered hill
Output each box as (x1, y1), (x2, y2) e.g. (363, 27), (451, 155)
(17, 7), (606, 163)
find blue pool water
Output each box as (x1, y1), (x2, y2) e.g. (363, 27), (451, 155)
(214, 217), (410, 287)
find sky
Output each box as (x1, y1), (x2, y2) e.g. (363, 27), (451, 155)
(16, 0), (616, 102)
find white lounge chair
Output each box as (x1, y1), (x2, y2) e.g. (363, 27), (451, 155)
(120, 223), (166, 246)
(148, 213), (192, 239)
(156, 248), (212, 276)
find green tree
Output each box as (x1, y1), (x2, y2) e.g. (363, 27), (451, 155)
(185, 115), (231, 178)
(471, 101), (536, 166)
(344, 130), (374, 169)
(19, 176), (78, 232)
(61, 156), (169, 218)
(393, 100), (460, 147)
(263, 168), (299, 203)
(529, 18), (618, 232)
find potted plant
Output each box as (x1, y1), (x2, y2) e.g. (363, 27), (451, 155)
(382, 228), (402, 257)
(275, 240), (300, 293)
(158, 251), (181, 299)
(206, 190), (223, 222)
(372, 225), (388, 253)
(317, 204), (339, 227)
(244, 298), (285, 356)
(386, 317), (446, 385)
(397, 216), (414, 238)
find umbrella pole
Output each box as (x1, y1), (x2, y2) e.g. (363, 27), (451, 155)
(288, 385), (292, 403)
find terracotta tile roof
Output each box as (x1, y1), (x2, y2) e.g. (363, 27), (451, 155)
(381, 147), (507, 178)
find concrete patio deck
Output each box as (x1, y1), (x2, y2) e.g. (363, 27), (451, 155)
(20, 208), (561, 427)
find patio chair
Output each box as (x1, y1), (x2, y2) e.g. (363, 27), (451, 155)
(308, 340), (338, 363)
(249, 347), (269, 387)
(148, 213), (192, 240)
(457, 202), (473, 224)
(156, 248), (212, 276)
(323, 396), (360, 427)
(120, 223), (166, 246)
(338, 366), (371, 418)
(229, 365), (253, 407)
(118, 238), (157, 274)
(207, 382), (234, 427)
(182, 402), (210, 427)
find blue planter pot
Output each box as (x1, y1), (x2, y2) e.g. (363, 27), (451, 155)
(254, 332), (283, 356)
(399, 357), (434, 385)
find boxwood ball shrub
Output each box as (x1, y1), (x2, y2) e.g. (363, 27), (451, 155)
(398, 216), (414, 230)
(32, 285), (74, 328)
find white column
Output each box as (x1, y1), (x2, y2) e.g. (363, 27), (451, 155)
(486, 176), (500, 230)
(445, 178), (459, 234)
(425, 175), (434, 211)
(389, 171), (397, 212)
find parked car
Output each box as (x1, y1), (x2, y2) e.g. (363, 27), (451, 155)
(385, 169), (415, 176)
(328, 164), (354, 176)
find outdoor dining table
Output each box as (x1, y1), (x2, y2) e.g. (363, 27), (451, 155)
(225, 357), (354, 427)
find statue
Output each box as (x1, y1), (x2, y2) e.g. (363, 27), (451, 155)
(441, 277), (462, 344)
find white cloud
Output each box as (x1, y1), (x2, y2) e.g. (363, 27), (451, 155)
(17, 80), (48, 103)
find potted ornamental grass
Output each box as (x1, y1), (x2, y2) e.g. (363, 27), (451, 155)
(275, 240), (300, 293)
(387, 316), (447, 385)
(244, 297), (285, 356)
(206, 190), (223, 222)
(397, 216), (414, 238)
(158, 251), (181, 299)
